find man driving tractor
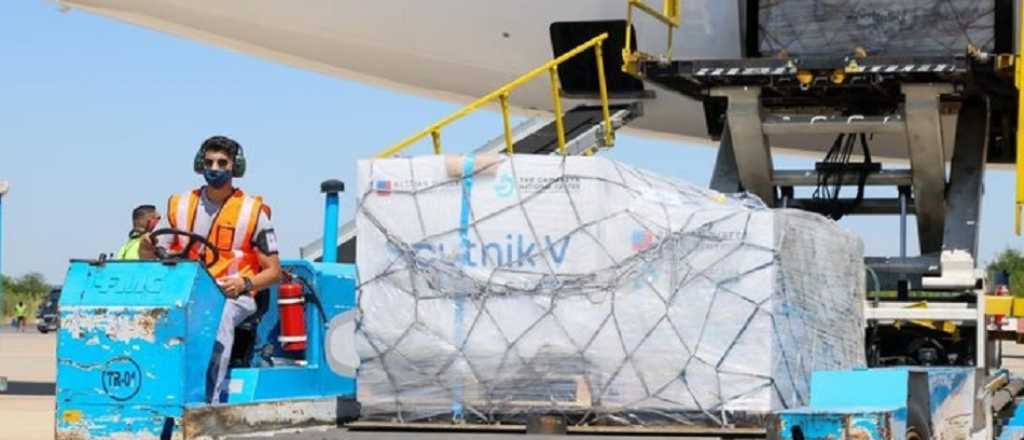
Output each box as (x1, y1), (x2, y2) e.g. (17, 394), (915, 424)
(141, 135), (282, 403)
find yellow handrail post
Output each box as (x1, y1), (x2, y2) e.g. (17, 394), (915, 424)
(628, 0), (679, 28)
(623, 3), (635, 74)
(664, 0), (676, 58)
(1016, 5), (1024, 235)
(594, 42), (614, 147)
(662, 0), (678, 22)
(623, 0), (680, 75)
(666, 25), (674, 59)
(499, 93), (514, 154)
(549, 67), (567, 155)
(1017, 58), (1024, 234)
(431, 130), (442, 155)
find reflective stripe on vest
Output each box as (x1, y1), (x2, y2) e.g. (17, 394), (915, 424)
(165, 188), (264, 278)
(168, 190), (200, 252)
(219, 195), (262, 277)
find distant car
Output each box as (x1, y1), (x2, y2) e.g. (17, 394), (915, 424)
(36, 288), (61, 334)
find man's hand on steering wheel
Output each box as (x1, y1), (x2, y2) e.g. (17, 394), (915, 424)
(147, 228), (221, 268)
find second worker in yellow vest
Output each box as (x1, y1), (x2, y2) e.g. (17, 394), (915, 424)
(141, 135), (282, 402)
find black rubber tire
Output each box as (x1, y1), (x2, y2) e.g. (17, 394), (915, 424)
(907, 403), (932, 440)
(906, 426), (924, 440)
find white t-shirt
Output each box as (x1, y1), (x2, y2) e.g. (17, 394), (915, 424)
(156, 187), (279, 255)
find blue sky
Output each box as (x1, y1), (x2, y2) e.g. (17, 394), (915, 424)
(1, 1), (1022, 284)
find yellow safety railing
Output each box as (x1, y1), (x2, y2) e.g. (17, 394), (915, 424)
(1016, 4), (1024, 235)
(623, 0), (680, 76)
(375, 33), (614, 158)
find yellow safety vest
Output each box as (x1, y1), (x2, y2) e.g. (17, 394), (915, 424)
(115, 236), (143, 260)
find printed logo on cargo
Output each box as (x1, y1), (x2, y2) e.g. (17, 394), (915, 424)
(631, 229), (655, 252)
(490, 174), (584, 197)
(101, 356), (142, 401)
(373, 180), (393, 196)
(494, 173), (516, 198)
(413, 234), (571, 268)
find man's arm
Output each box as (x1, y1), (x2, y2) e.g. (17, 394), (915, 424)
(138, 213), (174, 259)
(217, 249), (282, 297)
(248, 210), (281, 292)
(217, 210), (282, 297)
(138, 235), (156, 259)
(250, 252), (282, 293)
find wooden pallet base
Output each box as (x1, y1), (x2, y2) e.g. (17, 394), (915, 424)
(347, 420), (766, 437)
(358, 406), (769, 428)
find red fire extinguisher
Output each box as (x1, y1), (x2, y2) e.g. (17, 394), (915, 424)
(278, 276), (307, 352)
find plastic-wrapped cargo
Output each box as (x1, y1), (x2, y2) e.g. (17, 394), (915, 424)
(355, 155), (865, 426)
(757, 0), (997, 56)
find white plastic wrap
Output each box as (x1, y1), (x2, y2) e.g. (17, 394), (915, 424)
(355, 155), (865, 426)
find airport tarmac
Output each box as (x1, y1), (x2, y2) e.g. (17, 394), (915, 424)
(4, 325), (1024, 439)
(0, 326), (56, 440)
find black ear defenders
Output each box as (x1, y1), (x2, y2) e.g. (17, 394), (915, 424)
(193, 136), (247, 178)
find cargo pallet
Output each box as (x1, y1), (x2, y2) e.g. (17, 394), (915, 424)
(347, 421), (766, 438)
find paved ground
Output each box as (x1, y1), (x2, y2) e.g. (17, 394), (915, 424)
(0, 325), (56, 440)
(1001, 340), (1024, 372)
(4, 327), (1024, 439)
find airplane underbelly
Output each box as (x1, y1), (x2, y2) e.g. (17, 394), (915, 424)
(55, 0), (986, 162)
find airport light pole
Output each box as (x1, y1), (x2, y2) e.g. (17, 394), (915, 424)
(0, 180), (8, 306)
(0, 180), (6, 393)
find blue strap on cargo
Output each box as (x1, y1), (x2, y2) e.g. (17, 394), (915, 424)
(452, 153), (476, 421)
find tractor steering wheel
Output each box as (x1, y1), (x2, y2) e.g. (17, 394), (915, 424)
(149, 228), (221, 269)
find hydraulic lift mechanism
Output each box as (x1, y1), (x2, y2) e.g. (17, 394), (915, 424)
(624, 0), (1024, 370)
(618, 2), (1024, 440)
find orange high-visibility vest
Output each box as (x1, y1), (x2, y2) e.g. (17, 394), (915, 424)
(167, 188), (266, 278)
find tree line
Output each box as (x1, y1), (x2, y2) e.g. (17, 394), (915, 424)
(1, 272), (56, 318)
(988, 248), (1024, 296)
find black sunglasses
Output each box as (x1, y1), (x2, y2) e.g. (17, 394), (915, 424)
(203, 158), (231, 169)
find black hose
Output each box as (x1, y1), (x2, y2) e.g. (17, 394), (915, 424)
(285, 271), (329, 326)
(813, 132), (874, 220)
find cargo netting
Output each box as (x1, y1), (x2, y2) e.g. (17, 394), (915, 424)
(355, 154), (865, 426)
(759, 0), (996, 56)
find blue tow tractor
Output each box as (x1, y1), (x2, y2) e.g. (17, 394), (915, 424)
(55, 180), (360, 439)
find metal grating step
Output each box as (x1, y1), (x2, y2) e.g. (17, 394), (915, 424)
(513, 103), (639, 155)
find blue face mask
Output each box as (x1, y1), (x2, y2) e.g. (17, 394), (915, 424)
(203, 169), (231, 188)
